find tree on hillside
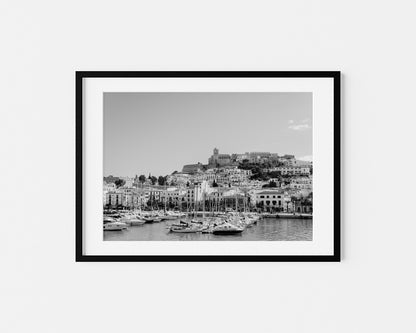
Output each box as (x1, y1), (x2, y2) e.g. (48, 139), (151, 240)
(158, 176), (166, 186)
(114, 179), (125, 188)
(268, 171), (281, 179)
(250, 167), (270, 181)
(104, 175), (119, 183)
(262, 180), (277, 188)
(150, 176), (158, 185)
(139, 175), (146, 184)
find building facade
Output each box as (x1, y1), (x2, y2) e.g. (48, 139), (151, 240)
(208, 148), (231, 167)
(274, 166), (311, 175)
(255, 190), (285, 211)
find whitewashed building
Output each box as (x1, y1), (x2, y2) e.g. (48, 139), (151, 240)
(255, 190), (285, 211)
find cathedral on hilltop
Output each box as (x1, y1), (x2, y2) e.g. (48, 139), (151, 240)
(208, 148), (231, 167)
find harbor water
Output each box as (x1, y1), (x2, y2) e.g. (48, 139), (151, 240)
(104, 217), (312, 241)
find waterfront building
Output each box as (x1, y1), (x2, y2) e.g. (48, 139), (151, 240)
(255, 190), (285, 212)
(105, 191), (125, 208)
(204, 187), (247, 211)
(105, 187), (155, 209)
(207, 187), (226, 201)
(103, 181), (117, 206)
(185, 181), (211, 201)
(148, 188), (163, 202)
(293, 198), (313, 213)
(104, 187), (148, 209)
(123, 191), (143, 208)
(222, 188), (249, 210)
(160, 187), (187, 208)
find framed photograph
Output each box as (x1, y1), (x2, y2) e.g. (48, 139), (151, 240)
(76, 71), (340, 262)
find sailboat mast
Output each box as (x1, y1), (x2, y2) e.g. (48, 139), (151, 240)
(202, 191), (205, 219)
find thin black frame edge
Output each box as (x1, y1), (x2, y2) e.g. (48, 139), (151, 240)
(76, 255), (340, 262)
(75, 71), (341, 262)
(75, 71), (340, 78)
(76, 72), (84, 262)
(333, 72), (341, 262)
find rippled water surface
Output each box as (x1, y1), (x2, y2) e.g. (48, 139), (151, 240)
(104, 218), (312, 241)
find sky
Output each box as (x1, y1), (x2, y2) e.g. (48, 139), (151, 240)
(104, 92), (312, 177)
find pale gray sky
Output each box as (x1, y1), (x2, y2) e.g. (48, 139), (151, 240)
(104, 92), (312, 177)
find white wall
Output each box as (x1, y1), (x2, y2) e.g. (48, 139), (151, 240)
(1, 1), (416, 332)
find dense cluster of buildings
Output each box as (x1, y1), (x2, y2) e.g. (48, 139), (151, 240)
(104, 148), (313, 213)
(182, 148), (304, 173)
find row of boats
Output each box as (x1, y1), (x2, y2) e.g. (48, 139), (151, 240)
(103, 210), (261, 235)
(261, 212), (313, 219)
(103, 210), (186, 231)
(167, 212), (261, 235)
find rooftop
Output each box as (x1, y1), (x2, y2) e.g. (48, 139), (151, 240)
(256, 190), (284, 195)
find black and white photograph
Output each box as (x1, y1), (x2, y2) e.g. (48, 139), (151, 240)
(76, 72), (339, 261)
(103, 92), (314, 241)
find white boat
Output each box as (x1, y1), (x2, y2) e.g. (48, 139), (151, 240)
(103, 221), (128, 231)
(161, 212), (180, 220)
(168, 220), (204, 233)
(172, 211), (186, 218)
(170, 226), (203, 233)
(212, 222), (244, 235)
(161, 215), (177, 221)
(130, 217), (146, 226)
(276, 213), (313, 219)
(142, 216), (155, 223)
(170, 224), (203, 233)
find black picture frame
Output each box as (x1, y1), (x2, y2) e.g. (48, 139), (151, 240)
(76, 71), (341, 262)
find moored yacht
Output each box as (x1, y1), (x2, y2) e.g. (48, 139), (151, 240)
(130, 217), (146, 226)
(161, 211), (180, 220)
(103, 221), (128, 231)
(212, 222), (244, 235)
(168, 220), (204, 233)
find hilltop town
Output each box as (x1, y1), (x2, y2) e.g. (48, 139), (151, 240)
(103, 148), (313, 214)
